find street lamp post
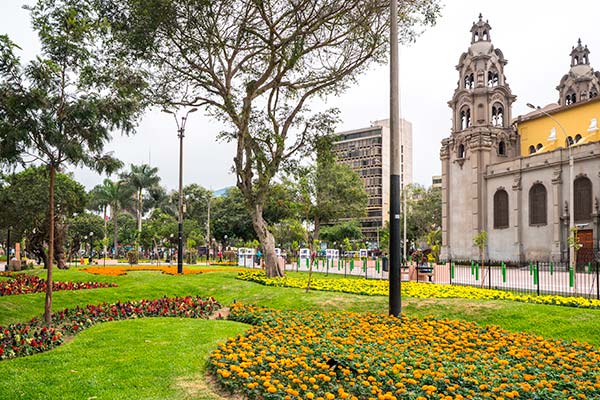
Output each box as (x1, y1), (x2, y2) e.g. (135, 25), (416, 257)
(169, 233), (174, 264)
(163, 107), (198, 274)
(526, 103), (575, 279)
(89, 232), (94, 265)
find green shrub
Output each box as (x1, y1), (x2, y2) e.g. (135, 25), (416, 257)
(127, 250), (139, 265)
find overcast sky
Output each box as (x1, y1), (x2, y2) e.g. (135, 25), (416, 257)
(1, 0), (599, 191)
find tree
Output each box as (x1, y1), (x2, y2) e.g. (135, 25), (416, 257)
(121, 164), (160, 239)
(100, 0), (441, 277)
(301, 136), (368, 242)
(211, 188), (256, 244)
(473, 230), (488, 287)
(320, 220), (364, 246)
(272, 218), (307, 251)
(89, 178), (135, 257)
(67, 212), (105, 260)
(0, 0), (145, 324)
(0, 166), (87, 268)
(401, 185), (442, 248)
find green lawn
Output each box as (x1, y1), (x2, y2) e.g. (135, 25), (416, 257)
(0, 266), (599, 399)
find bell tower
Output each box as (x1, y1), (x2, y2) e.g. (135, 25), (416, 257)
(440, 15), (517, 260)
(556, 39), (600, 105)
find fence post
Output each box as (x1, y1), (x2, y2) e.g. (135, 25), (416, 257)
(597, 261), (599, 300)
(529, 261), (533, 276)
(549, 262), (553, 276)
(471, 260), (474, 275)
(588, 262), (592, 274)
(488, 263), (491, 290)
(475, 263), (479, 281)
(535, 261), (540, 296)
(569, 265), (574, 288)
(450, 259), (454, 284)
(501, 261), (506, 283)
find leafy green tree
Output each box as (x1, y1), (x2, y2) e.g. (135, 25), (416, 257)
(0, 167), (86, 268)
(211, 188), (256, 243)
(99, 0), (440, 277)
(0, 0), (145, 324)
(272, 219), (307, 251)
(110, 213), (138, 255)
(320, 220), (364, 246)
(121, 164), (160, 240)
(89, 178), (134, 257)
(401, 185), (442, 247)
(67, 212), (104, 259)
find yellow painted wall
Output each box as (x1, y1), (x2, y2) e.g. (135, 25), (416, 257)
(517, 99), (600, 156)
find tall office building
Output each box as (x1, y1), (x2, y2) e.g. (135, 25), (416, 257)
(332, 118), (413, 245)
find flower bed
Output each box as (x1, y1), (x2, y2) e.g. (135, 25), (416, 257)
(0, 296), (221, 360)
(0, 273), (117, 296)
(81, 266), (205, 276)
(238, 270), (600, 309)
(81, 266), (245, 277)
(211, 303), (600, 399)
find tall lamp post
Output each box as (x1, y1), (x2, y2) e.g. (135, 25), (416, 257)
(88, 232), (94, 265)
(526, 103), (575, 276)
(388, 0), (402, 317)
(163, 107), (198, 274)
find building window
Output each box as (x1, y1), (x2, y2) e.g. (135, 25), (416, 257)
(464, 73), (474, 89)
(529, 184), (547, 225)
(574, 176), (592, 222)
(491, 104), (504, 127)
(493, 189), (509, 229)
(487, 71), (499, 87)
(460, 108), (471, 130)
(574, 134), (582, 143)
(566, 136), (574, 147)
(529, 145), (536, 154)
(536, 143), (543, 151)
(566, 93), (577, 105)
(498, 141), (506, 156)
(458, 143), (465, 159)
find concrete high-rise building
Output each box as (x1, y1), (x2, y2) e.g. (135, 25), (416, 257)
(332, 118), (413, 245)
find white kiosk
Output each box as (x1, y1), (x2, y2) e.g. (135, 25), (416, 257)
(359, 248), (368, 258)
(299, 248), (310, 268)
(238, 248), (255, 267)
(275, 248), (281, 257)
(326, 249), (336, 260)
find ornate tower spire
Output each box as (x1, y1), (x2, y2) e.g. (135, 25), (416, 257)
(570, 38), (590, 66)
(470, 13), (492, 44)
(557, 39), (599, 105)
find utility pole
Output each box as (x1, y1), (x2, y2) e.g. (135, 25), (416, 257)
(206, 194), (211, 263)
(389, 0), (401, 317)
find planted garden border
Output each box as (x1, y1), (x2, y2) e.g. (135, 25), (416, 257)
(0, 273), (117, 296)
(238, 270), (600, 309)
(0, 295), (221, 360)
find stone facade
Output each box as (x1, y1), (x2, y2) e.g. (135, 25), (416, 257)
(440, 16), (600, 263)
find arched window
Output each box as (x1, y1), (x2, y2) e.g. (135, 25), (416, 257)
(536, 143), (543, 151)
(529, 145), (536, 154)
(460, 108), (471, 130)
(483, 31), (488, 41)
(464, 73), (475, 89)
(498, 141), (506, 156)
(574, 176), (592, 222)
(494, 190), (509, 229)
(458, 143), (465, 159)
(574, 134), (582, 143)
(566, 136), (574, 147)
(590, 88), (598, 98)
(491, 104), (504, 127)
(529, 184), (547, 225)
(487, 71), (499, 87)
(574, 56), (579, 65)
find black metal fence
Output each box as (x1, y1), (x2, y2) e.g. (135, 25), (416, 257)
(447, 260), (600, 299)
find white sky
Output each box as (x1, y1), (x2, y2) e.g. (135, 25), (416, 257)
(1, 0), (599, 190)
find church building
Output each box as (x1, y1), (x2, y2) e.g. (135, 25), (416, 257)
(440, 15), (600, 264)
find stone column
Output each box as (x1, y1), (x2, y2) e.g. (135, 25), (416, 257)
(551, 163), (563, 262)
(440, 140), (450, 260)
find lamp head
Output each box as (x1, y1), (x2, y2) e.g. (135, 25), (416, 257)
(526, 103), (538, 110)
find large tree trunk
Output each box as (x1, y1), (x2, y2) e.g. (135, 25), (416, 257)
(251, 205), (283, 278)
(44, 165), (56, 325)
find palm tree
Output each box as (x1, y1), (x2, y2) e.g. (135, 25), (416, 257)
(89, 179), (134, 258)
(121, 164), (161, 239)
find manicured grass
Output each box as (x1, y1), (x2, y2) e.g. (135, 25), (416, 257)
(0, 266), (599, 399)
(0, 318), (247, 400)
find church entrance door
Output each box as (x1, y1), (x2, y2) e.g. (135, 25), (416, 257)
(576, 229), (594, 266)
